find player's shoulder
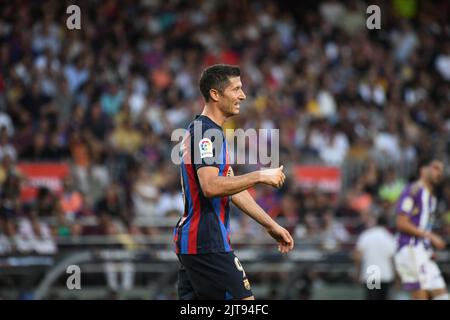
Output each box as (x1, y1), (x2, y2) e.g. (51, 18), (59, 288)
(409, 181), (423, 197)
(356, 229), (371, 248)
(357, 229), (370, 242)
(402, 181), (421, 197)
(188, 115), (221, 133)
(359, 226), (381, 240)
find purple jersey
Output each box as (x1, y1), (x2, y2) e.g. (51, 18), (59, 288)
(395, 182), (437, 249)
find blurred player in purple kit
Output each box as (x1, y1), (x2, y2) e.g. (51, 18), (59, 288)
(395, 157), (449, 300)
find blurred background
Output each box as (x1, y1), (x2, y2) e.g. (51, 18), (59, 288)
(0, 0), (449, 300)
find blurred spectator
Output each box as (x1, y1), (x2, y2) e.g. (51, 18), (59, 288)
(21, 132), (52, 160)
(64, 57), (90, 94)
(353, 216), (396, 300)
(0, 110), (14, 137)
(101, 84), (125, 117)
(17, 212), (57, 254)
(132, 166), (159, 226)
(0, 127), (17, 161)
(435, 43), (450, 81)
(320, 210), (351, 251)
(374, 122), (401, 163)
(32, 187), (60, 218)
(295, 212), (322, 243)
(318, 125), (349, 165)
(345, 178), (373, 219)
(0, 218), (13, 255)
(155, 177), (184, 218)
(96, 184), (129, 226)
(59, 176), (83, 222)
(272, 194), (300, 234)
(378, 167), (405, 204)
(110, 117), (143, 155)
(82, 103), (111, 141)
(73, 149), (110, 205)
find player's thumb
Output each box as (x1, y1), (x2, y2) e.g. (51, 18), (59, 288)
(279, 165), (284, 171)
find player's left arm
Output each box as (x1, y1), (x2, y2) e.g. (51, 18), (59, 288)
(229, 167), (294, 253)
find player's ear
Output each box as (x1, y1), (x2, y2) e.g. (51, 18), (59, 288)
(209, 89), (220, 102)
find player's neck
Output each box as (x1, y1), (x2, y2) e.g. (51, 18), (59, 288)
(201, 105), (227, 127)
(418, 178), (433, 193)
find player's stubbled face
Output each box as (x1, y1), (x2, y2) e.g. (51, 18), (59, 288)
(429, 160), (444, 185)
(220, 76), (246, 116)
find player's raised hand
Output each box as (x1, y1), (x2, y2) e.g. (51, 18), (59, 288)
(266, 223), (294, 253)
(259, 165), (286, 188)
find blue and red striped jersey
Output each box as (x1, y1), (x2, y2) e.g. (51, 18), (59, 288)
(174, 115), (232, 254)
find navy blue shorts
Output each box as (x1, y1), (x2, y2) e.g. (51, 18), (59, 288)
(177, 252), (253, 300)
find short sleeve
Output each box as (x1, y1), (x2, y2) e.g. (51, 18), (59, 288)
(395, 186), (415, 217)
(190, 122), (225, 171)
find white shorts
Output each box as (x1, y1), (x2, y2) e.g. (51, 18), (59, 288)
(394, 241), (446, 291)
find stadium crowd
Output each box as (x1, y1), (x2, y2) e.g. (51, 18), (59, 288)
(0, 0), (449, 258)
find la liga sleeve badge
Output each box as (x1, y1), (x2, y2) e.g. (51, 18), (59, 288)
(401, 197), (414, 212)
(199, 138), (213, 159)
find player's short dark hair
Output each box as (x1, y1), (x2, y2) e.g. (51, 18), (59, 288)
(199, 64), (240, 102)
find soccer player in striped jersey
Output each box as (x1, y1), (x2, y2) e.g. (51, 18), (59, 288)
(394, 157), (449, 300)
(174, 64), (294, 300)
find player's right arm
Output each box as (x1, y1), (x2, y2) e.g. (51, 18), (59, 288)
(397, 215), (445, 249)
(396, 190), (445, 250)
(197, 166), (285, 198)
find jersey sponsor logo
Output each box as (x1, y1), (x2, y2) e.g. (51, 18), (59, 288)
(199, 138), (213, 159)
(401, 197), (414, 212)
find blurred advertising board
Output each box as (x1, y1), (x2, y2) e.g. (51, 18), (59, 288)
(17, 162), (70, 201)
(294, 165), (341, 193)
